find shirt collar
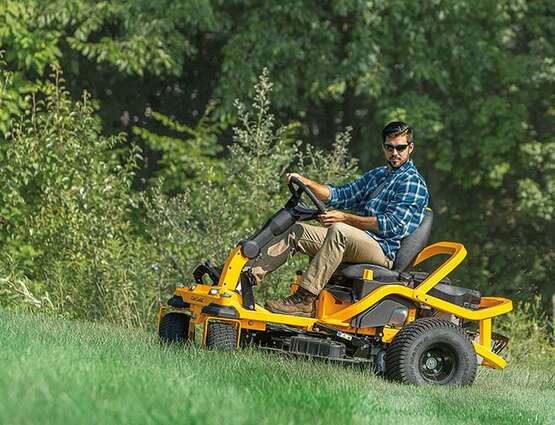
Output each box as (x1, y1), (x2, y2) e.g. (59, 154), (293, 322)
(387, 159), (414, 175)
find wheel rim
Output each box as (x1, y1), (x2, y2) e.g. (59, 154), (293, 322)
(418, 343), (458, 384)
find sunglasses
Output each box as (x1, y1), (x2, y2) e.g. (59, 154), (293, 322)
(383, 143), (411, 153)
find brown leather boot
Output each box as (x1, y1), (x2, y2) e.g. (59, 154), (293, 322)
(265, 287), (317, 317)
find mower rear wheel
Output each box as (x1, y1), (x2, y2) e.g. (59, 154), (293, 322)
(385, 318), (477, 385)
(159, 312), (190, 344)
(205, 321), (238, 350)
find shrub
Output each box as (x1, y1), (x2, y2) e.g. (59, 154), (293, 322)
(0, 67), (159, 327)
(496, 296), (555, 364)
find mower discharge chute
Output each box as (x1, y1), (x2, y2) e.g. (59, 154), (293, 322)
(158, 177), (512, 385)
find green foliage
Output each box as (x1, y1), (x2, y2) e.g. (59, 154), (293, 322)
(0, 67), (358, 322)
(517, 141), (555, 223)
(0, 0), (553, 317)
(0, 67), (159, 327)
(132, 103), (224, 193)
(497, 296), (555, 364)
(0, 0), (221, 75)
(0, 51), (25, 134)
(0, 0), (222, 132)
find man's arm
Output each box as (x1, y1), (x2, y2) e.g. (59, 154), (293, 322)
(285, 170), (376, 209)
(285, 172), (380, 231)
(318, 210), (380, 232)
(284, 173), (331, 201)
(318, 175), (428, 236)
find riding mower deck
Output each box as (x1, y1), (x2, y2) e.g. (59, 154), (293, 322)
(157, 177), (512, 385)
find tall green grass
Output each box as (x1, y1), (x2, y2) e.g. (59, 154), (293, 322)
(1, 310), (554, 425)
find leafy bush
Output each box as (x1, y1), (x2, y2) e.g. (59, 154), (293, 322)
(0, 67), (159, 327)
(497, 296), (555, 364)
(131, 103), (224, 194)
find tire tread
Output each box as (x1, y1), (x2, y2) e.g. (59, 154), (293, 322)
(159, 312), (189, 344)
(385, 318), (477, 385)
(205, 321), (237, 350)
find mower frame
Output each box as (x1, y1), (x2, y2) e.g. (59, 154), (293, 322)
(158, 239), (512, 369)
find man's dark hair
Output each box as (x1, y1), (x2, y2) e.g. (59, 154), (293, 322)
(382, 121), (414, 144)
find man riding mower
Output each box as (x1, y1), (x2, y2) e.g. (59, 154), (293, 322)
(157, 122), (512, 385)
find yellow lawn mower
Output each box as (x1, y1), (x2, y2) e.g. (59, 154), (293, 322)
(157, 177), (512, 385)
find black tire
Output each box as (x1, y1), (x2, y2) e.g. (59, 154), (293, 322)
(385, 318), (477, 385)
(205, 321), (238, 350)
(159, 313), (190, 344)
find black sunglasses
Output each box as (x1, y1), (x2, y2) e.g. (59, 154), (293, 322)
(383, 143), (411, 153)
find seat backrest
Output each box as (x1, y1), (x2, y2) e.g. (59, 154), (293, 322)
(392, 208), (433, 272)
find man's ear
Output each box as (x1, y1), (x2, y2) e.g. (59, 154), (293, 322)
(408, 143), (414, 155)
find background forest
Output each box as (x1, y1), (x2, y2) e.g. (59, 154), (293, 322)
(0, 0), (553, 329)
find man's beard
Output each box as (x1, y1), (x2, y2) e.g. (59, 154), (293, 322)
(388, 156), (404, 168)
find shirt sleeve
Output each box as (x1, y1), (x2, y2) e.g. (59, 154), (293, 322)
(327, 170), (376, 210)
(375, 174), (429, 238)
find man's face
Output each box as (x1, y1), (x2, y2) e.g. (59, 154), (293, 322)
(383, 133), (413, 168)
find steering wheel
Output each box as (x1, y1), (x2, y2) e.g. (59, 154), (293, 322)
(287, 176), (327, 216)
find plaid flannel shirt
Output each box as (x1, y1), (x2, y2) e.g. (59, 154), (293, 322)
(326, 160), (429, 261)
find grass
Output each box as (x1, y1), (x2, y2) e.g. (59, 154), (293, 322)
(1, 310), (554, 425)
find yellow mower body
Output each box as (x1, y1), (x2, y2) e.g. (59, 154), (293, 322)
(158, 241), (512, 370)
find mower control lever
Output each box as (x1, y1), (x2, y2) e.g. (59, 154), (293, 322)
(287, 176), (327, 214)
(240, 177), (327, 259)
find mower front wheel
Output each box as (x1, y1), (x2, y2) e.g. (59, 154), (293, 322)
(159, 312), (190, 344)
(205, 321), (238, 350)
(385, 318), (477, 385)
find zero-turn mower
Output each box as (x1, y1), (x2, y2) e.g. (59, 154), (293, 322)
(158, 177), (512, 385)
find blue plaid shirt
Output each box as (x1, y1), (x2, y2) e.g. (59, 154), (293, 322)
(326, 160), (428, 261)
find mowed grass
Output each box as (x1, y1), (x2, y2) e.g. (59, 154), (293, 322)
(1, 310), (554, 425)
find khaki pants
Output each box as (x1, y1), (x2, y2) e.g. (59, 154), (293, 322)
(246, 222), (393, 296)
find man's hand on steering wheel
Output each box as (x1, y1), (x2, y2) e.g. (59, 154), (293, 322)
(284, 172), (305, 185)
(318, 210), (347, 227)
(284, 174), (346, 226)
(285, 174), (327, 221)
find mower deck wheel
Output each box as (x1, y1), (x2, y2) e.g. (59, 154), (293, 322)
(385, 317), (477, 385)
(159, 312), (190, 344)
(205, 321), (238, 350)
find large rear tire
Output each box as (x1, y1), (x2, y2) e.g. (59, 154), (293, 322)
(205, 321), (238, 350)
(159, 313), (190, 344)
(385, 318), (477, 385)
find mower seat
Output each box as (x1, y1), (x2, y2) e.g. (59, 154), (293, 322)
(334, 263), (402, 283)
(324, 209), (481, 310)
(332, 208), (434, 284)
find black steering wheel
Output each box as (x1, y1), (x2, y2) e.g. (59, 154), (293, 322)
(286, 176), (327, 220)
